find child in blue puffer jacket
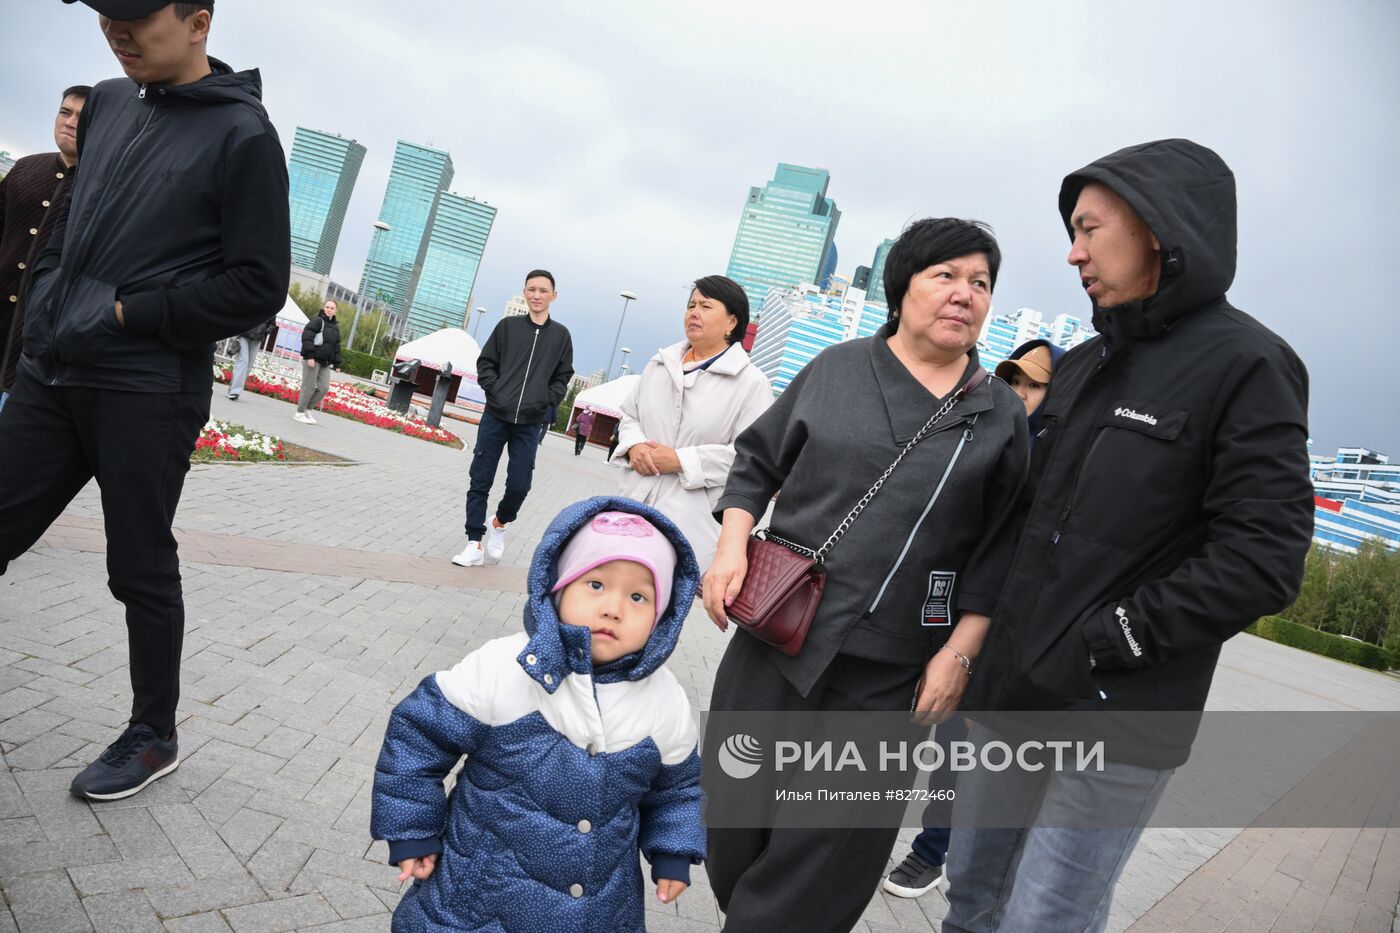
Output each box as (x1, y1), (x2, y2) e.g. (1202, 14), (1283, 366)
(372, 496), (706, 932)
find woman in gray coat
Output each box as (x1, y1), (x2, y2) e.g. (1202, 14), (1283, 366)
(701, 218), (1028, 932)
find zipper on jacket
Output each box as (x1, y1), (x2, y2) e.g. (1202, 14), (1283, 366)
(866, 425), (971, 616)
(513, 327), (540, 422)
(138, 85), (147, 99)
(48, 94), (159, 380)
(1050, 427), (1108, 545)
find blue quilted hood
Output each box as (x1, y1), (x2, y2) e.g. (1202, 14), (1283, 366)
(518, 497), (700, 689)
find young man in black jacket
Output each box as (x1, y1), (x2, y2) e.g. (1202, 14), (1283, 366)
(0, 0), (290, 800)
(453, 270), (573, 567)
(942, 140), (1313, 932)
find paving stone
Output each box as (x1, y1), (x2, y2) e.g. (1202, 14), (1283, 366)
(80, 891), (164, 933)
(69, 857), (196, 897)
(246, 840), (312, 896)
(2, 869), (93, 932)
(221, 892), (337, 932)
(161, 914), (233, 933)
(143, 873), (268, 919)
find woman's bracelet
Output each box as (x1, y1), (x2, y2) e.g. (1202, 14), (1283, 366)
(939, 645), (973, 678)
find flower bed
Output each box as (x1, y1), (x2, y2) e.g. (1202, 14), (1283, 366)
(193, 420), (285, 462)
(215, 364), (461, 447)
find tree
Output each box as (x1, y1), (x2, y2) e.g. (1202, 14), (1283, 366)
(552, 385), (582, 433)
(287, 282), (321, 319)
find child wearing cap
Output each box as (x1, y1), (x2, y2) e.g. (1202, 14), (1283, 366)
(994, 339), (1066, 441)
(372, 497), (705, 932)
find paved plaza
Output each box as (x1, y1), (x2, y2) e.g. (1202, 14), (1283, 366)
(1, 385), (1397, 932)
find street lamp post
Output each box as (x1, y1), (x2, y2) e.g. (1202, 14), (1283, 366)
(471, 306), (488, 338)
(606, 291), (637, 380)
(347, 221), (391, 353)
(619, 347), (632, 374)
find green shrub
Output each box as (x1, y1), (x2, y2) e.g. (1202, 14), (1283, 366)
(1252, 616), (1390, 671)
(340, 349), (392, 380)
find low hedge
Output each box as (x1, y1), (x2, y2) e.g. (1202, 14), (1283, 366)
(1248, 616), (1393, 671)
(339, 349), (393, 380)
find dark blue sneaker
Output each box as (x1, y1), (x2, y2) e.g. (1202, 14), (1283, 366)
(69, 724), (179, 801)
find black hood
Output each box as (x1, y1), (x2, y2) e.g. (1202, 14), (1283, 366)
(1059, 138), (1236, 340)
(140, 56), (264, 107)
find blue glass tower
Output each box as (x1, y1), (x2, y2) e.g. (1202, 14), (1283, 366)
(359, 140), (454, 315)
(867, 238), (895, 305)
(725, 164), (841, 315)
(406, 193), (498, 335)
(749, 285), (886, 394)
(287, 128), (366, 276)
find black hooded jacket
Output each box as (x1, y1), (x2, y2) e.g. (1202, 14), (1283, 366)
(19, 59), (290, 393)
(968, 140), (1313, 766)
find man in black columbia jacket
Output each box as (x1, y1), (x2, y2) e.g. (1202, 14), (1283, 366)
(943, 140), (1312, 932)
(452, 269), (573, 567)
(0, 0), (289, 801)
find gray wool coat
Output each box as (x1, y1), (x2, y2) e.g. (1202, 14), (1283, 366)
(716, 324), (1028, 696)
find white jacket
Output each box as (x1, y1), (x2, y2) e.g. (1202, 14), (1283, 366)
(616, 341), (772, 570)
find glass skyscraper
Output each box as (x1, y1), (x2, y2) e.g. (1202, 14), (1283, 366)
(866, 237), (895, 305)
(725, 163), (841, 316)
(405, 192), (497, 335)
(287, 128), (366, 276)
(749, 283), (885, 394)
(359, 140), (454, 315)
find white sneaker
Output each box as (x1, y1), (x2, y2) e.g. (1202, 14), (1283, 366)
(304, 412), (318, 424)
(451, 541), (485, 567)
(485, 523), (507, 561)
(293, 411), (312, 424)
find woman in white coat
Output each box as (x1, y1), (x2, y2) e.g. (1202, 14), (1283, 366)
(615, 276), (773, 571)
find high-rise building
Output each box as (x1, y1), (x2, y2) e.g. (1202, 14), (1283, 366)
(359, 140), (454, 315)
(287, 128), (366, 276)
(404, 192), (497, 335)
(1310, 447), (1400, 553)
(749, 283), (886, 394)
(503, 294), (529, 318)
(977, 307), (1094, 371)
(0, 151), (17, 179)
(852, 265), (871, 291)
(866, 238), (895, 305)
(725, 163), (841, 315)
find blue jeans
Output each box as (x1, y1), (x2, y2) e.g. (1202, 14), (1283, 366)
(942, 723), (1174, 933)
(464, 410), (545, 541)
(909, 713), (969, 866)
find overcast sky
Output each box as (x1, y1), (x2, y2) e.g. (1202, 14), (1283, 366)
(3, 0), (1396, 454)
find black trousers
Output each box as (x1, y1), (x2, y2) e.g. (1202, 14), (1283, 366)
(707, 630), (924, 933)
(0, 370), (208, 736)
(573, 432), (588, 455)
(464, 410), (543, 540)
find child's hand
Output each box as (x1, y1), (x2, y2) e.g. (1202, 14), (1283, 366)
(397, 854), (437, 882)
(656, 878), (688, 903)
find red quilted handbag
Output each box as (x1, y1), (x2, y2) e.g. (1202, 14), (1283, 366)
(728, 534), (826, 656)
(727, 368), (986, 657)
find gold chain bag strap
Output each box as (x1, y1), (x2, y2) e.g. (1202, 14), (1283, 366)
(728, 368), (987, 655)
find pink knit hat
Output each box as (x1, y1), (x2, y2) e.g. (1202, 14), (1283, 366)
(550, 512), (677, 624)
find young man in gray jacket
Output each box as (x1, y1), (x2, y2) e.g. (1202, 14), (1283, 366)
(0, 0), (290, 800)
(453, 270), (573, 567)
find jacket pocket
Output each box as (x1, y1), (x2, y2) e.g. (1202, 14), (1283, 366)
(52, 276), (121, 365)
(1064, 402), (1193, 549)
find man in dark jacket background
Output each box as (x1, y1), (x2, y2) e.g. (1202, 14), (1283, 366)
(0, 85), (88, 411)
(0, 0), (290, 801)
(452, 269), (573, 567)
(943, 139), (1313, 932)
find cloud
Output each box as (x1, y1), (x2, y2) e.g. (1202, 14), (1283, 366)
(1, 0), (1395, 452)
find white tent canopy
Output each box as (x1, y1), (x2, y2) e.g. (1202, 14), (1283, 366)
(574, 375), (641, 419)
(275, 294), (308, 333)
(395, 328), (481, 381)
